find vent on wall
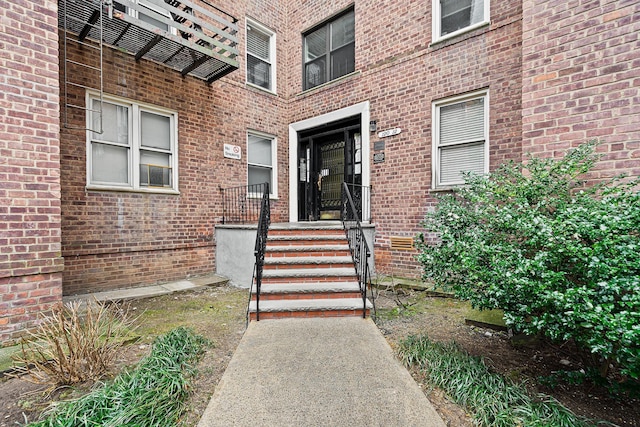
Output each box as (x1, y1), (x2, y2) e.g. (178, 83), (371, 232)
(390, 236), (414, 251)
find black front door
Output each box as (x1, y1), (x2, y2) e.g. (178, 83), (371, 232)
(297, 117), (361, 221)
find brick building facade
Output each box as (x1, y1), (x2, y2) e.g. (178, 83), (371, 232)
(1, 0), (639, 344)
(522, 0), (640, 179)
(1, 0), (63, 343)
(59, 32), (290, 296)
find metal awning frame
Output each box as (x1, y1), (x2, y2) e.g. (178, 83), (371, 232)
(59, 0), (240, 84)
(114, 0), (239, 61)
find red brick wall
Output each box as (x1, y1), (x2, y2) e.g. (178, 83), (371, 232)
(1, 0), (63, 344)
(48, 0), (640, 301)
(60, 2), (289, 295)
(286, 0), (523, 277)
(522, 0), (640, 179)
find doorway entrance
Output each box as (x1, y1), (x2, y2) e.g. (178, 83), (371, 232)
(297, 117), (361, 221)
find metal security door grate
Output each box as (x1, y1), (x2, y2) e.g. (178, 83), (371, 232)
(319, 141), (345, 218)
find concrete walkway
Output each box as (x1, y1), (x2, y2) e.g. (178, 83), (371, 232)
(198, 317), (446, 427)
(62, 274), (228, 305)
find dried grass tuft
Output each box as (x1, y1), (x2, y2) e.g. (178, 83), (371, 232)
(12, 299), (135, 386)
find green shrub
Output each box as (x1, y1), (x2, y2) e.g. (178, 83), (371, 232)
(416, 141), (640, 379)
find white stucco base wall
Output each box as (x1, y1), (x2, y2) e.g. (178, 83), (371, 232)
(215, 225), (258, 288)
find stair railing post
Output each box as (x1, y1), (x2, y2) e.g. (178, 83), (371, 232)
(253, 182), (270, 322)
(341, 182), (373, 318)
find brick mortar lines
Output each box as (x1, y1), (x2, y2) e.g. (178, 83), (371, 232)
(62, 241), (215, 258)
(229, 15), (524, 105)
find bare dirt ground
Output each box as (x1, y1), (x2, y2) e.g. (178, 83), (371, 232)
(1, 283), (638, 426)
(374, 286), (640, 427)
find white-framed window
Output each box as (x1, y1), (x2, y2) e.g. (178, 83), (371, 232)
(432, 0), (489, 42)
(247, 131), (277, 197)
(246, 18), (276, 92)
(432, 90), (489, 188)
(114, 0), (175, 34)
(86, 93), (178, 193)
(303, 8), (355, 90)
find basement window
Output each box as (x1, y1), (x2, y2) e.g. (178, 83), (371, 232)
(247, 131), (277, 197)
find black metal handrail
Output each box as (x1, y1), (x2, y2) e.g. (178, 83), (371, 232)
(221, 183), (268, 224)
(247, 182), (270, 323)
(341, 182), (372, 318)
(343, 183), (372, 223)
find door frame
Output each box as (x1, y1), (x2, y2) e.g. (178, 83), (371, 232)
(299, 124), (358, 221)
(288, 101), (371, 222)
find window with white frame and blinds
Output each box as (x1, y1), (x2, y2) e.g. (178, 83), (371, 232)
(247, 131), (277, 197)
(87, 93), (178, 193)
(432, 90), (488, 188)
(433, 0), (489, 41)
(246, 19), (276, 92)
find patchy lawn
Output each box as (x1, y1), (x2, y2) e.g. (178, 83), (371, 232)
(374, 285), (640, 427)
(1, 284), (246, 427)
(2, 282), (638, 426)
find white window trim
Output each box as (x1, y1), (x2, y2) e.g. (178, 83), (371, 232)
(86, 92), (179, 194)
(432, 89), (489, 189)
(247, 130), (278, 199)
(432, 0), (490, 43)
(288, 101), (370, 223)
(246, 18), (277, 94)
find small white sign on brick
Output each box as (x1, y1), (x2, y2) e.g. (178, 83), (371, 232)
(224, 144), (242, 160)
(377, 128), (401, 138)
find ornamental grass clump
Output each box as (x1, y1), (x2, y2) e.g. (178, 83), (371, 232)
(416, 141), (640, 380)
(399, 335), (593, 427)
(13, 300), (135, 386)
(29, 327), (210, 427)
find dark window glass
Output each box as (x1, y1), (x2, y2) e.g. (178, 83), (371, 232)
(440, 0), (484, 37)
(303, 10), (354, 90)
(247, 55), (271, 89)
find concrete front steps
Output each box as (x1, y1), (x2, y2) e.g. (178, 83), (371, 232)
(248, 223), (372, 320)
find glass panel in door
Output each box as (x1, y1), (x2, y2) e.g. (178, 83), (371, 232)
(318, 140), (345, 220)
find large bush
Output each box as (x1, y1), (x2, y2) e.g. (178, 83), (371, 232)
(417, 142), (640, 379)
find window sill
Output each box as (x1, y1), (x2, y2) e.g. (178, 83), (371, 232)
(430, 21), (491, 48)
(246, 82), (277, 96)
(297, 70), (361, 97)
(247, 193), (279, 201)
(86, 185), (180, 195)
(430, 185), (461, 193)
